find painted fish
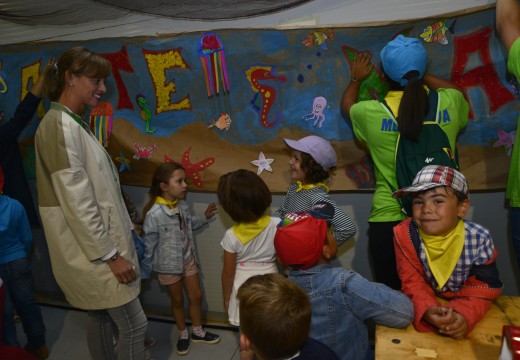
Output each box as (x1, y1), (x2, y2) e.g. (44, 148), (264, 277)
(420, 20), (455, 46)
(207, 112), (231, 130)
(302, 29), (334, 50)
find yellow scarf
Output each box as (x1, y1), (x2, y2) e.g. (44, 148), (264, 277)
(232, 215), (271, 245)
(384, 87), (430, 118)
(295, 181), (329, 193)
(419, 219), (465, 290)
(155, 196), (178, 209)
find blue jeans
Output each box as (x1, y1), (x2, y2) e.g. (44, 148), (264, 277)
(0, 257), (46, 347)
(87, 297), (148, 360)
(290, 264), (413, 360)
(511, 207), (520, 267)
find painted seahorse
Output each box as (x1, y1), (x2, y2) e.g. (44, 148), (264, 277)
(136, 93), (156, 133)
(245, 65), (286, 127)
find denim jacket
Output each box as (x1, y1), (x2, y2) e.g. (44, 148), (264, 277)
(141, 200), (207, 278)
(289, 264), (414, 360)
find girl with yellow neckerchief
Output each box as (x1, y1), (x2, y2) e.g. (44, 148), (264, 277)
(274, 135), (356, 246)
(393, 165), (502, 340)
(141, 162), (221, 356)
(217, 169), (279, 330)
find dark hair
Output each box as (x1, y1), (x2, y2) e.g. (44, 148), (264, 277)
(217, 169), (272, 223)
(43, 47), (111, 101)
(142, 162), (185, 218)
(237, 274), (311, 360)
(301, 152), (331, 183)
(382, 66), (429, 142)
(397, 71), (429, 141)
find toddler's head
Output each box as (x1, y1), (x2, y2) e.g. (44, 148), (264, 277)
(393, 165), (470, 236)
(217, 169), (272, 223)
(283, 135), (336, 184)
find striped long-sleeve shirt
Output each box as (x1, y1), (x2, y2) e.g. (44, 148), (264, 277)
(274, 184), (356, 246)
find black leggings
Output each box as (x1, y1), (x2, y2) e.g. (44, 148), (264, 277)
(368, 221), (402, 290)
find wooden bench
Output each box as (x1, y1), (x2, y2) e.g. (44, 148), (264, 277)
(375, 296), (520, 359)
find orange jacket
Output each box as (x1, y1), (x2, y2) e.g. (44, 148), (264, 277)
(393, 218), (503, 334)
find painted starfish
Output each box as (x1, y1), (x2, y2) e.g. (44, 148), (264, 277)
(493, 129), (516, 157)
(164, 147), (215, 188)
(251, 151), (274, 175)
(115, 151), (131, 172)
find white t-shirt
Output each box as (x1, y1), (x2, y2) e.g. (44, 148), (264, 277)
(220, 216), (279, 264)
(220, 216), (279, 326)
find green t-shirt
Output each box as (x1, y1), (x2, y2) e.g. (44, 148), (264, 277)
(350, 88), (469, 222)
(507, 38), (520, 207)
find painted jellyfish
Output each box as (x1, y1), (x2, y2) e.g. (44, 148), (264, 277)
(303, 96), (327, 128)
(89, 102), (113, 147)
(198, 32), (230, 97)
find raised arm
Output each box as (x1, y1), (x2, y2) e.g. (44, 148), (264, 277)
(423, 73), (462, 92)
(29, 57), (55, 98)
(0, 58), (55, 142)
(340, 51), (372, 120)
(496, 0), (520, 52)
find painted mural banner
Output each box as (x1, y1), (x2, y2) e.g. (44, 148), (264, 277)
(0, 7), (515, 192)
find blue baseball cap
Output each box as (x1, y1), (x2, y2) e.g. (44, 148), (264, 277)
(380, 35), (427, 86)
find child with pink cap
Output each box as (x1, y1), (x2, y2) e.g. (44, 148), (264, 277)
(393, 165), (503, 339)
(274, 135), (356, 246)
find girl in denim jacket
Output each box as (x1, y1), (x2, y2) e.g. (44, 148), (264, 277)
(142, 162), (220, 356)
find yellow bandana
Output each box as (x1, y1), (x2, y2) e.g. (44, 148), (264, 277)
(419, 219), (465, 290)
(155, 196), (179, 209)
(384, 87), (430, 117)
(295, 181), (329, 193)
(232, 215), (271, 245)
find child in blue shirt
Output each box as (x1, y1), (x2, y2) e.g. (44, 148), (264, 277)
(274, 203), (413, 360)
(0, 167), (48, 359)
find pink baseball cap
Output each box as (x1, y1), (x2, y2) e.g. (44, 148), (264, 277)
(283, 135), (337, 172)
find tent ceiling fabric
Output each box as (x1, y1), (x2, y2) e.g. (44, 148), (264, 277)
(95, 0), (314, 20)
(0, 0), (313, 25)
